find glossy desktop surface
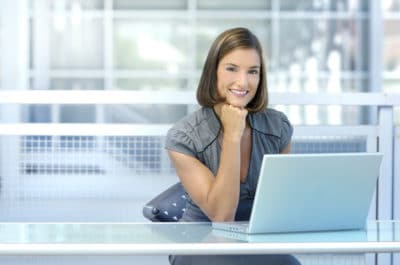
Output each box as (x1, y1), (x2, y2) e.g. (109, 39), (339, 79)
(0, 220), (399, 255)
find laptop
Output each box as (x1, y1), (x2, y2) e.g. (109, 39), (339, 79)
(212, 153), (383, 234)
(212, 226), (368, 243)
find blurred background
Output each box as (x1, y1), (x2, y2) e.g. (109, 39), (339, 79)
(0, 0), (399, 264)
(0, 0), (398, 125)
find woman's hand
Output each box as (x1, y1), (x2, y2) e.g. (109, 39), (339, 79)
(220, 104), (248, 141)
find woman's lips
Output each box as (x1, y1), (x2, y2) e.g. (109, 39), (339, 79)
(229, 89), (249, 97)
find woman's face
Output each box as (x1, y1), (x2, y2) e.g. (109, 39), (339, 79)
(216, 48), (260, 108)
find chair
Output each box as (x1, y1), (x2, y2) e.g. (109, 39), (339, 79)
(142, 182), (187, 222)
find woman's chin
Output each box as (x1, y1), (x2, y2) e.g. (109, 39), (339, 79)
(226, 100), (247, 108)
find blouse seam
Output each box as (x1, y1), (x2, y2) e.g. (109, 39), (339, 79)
(251, 127), (281, 138)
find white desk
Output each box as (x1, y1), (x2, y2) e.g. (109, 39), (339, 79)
(0, 220), (399, 256)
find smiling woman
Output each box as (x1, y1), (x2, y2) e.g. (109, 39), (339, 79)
(165, 27), (300, 265)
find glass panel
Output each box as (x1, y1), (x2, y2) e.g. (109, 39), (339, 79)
(292, 137), (367, 154)
(383, 78), (400, 125)
(279, 0), (367, 11)
(113, 0), (187, 10)
(0, 23), (1, 88)
(104, 105), (188, 123)
(51, 0), (104, 10)
(115, 78), (188, 91)
(24, 79), (50, 122)
(29, 19), (33, 69)
(0, 5), (5, 87)
(60, 105), (96, 123)
(198, 0), (271, 10)
(270, 76), (366, 125)
(50, 78), (104, 90)
(190, 76), (201, 91)
(196, 20), (271, 69)
(273, 105), (366, 125)
(50, 18), (103, 69)
(382, 0), (400, 11)
(279, 19), (366, 76)
(384, 20), (400, 73)
(384, 79), (400, 93)
(22, 105), (52, 123)
(114, 20), (189, 71)
(268, 76), (365, 93)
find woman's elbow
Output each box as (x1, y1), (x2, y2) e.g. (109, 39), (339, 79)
(208, 211), (235, 222)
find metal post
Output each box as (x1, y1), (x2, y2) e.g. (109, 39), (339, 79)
(393, 126), (400, 265)
(370, 0), (386, 264)
(368, 0), (383, 124)
(378, 106), (394, 265)
(0, 0), (29, 212)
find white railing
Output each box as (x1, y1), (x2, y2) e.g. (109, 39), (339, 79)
(0, 91), (398, 218)
(0, 90), (398, 105)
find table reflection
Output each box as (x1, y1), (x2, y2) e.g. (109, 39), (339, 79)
(0, 220), (398, 245)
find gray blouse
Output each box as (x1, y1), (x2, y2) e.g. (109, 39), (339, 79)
(165, 107), (293, 222)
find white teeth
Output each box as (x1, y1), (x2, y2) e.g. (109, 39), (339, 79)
(230, 89), (248, 96)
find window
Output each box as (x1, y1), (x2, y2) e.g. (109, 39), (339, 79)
(24, 0), (392, 125)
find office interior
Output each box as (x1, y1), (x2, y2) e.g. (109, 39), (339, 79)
(0, 0), (399, 264)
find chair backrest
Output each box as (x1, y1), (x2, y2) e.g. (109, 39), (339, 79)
(142, 182), (187, 222)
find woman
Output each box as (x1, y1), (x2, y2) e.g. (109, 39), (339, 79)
(165, 27), (301, 265)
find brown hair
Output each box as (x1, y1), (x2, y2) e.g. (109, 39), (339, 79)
(196, 27), (268, 112)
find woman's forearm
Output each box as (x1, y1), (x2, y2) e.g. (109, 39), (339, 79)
(205, 136), (241, 221)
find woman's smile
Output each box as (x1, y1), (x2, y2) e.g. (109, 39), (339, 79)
(229, 89), (249, 97)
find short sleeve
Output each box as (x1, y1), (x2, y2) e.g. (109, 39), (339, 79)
(279, 113), (293, 152)
(165, 128), (197, 158)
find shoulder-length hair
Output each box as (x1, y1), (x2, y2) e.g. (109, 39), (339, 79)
(196, 27), (268, 113)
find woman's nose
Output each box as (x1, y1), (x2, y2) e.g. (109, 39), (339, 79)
(235, 72), (248, 88)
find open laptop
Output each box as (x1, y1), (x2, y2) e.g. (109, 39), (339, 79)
(212, 153), (383, 234)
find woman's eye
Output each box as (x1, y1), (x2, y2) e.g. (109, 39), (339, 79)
(249, 70), (259, 75)
(226, 67), (236, 72)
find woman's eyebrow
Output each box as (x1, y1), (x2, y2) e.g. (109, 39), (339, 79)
(223, 63), (238, 67)
(224, 63), (260, 68)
